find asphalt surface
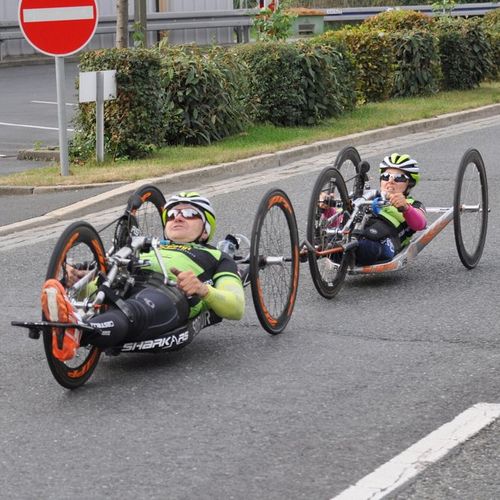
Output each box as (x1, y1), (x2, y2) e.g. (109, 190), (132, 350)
(1, 114), (499, 499)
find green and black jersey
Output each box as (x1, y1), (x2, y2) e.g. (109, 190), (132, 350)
(365, 197), (426, 251)
(140, 241), (245, 320)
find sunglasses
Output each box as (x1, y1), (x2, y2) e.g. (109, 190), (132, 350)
(380, 172), (409, 183)
(166, 207), (203, 221)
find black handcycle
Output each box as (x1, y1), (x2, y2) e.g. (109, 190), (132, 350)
(12, 187), (300, 389)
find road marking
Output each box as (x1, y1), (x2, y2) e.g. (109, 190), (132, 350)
(0, 121), (74, 132)
(31, 100), (77, 107)
(332, 403), (500, 500)
(23, 6), (94, 23)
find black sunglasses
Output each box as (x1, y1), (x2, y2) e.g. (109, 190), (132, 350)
(380, 172), (409, 183)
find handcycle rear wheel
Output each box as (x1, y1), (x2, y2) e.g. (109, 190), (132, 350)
(114, 185), (166, 247)
(43, 222), (107, 389)
(250, 189), (300, 335)
(334, 146), (362, 199)
(453, 148), (488, 269)
(307, 167), (352, 299)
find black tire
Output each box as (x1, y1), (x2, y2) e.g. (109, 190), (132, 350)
(115, 185), (166, 247)
(43, 222), (107, 389)
(250, 189), (300, 335)
(307, 167), (352, 299)
(453, 148), (488, 269)
(334, 146), (362, 199)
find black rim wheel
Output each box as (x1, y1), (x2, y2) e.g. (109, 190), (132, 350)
(453, 148), (488, 269)
(334, 146), (362, 199)
(307, 167), (351, 299)
(250, 189), (299, 334)
(115, 185), (166, 246)
(43, 222), (106, 389)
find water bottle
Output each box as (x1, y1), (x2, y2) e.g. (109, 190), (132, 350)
(217, 234), (238, 258)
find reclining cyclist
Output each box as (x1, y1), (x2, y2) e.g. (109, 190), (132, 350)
(41, 192), (245, 361)
(354, 153), (427, 265)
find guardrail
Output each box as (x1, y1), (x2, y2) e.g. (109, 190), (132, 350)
(324, 2), (498, 21)
(0, 9), (257, 61)
(1, 4), (498, 61)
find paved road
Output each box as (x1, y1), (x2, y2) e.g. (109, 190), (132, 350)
(0, 62), (79, 174)
(1, 116), (499, 499)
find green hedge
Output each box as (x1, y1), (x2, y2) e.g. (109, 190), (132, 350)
(390, 30), (441, 97)
(435, 17), (494, 90)
(72, 48), (164, 160)
(234, 40), (356, 126)
(483, 10), (500, 79)
(362, 10), (434, 32)
(319, 27), (394, 102)
(159, 45), (253, 145)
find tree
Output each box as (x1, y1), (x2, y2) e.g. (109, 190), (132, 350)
(116, 0), (128, 48)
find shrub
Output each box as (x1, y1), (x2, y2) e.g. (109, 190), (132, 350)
(235, 40), (356, 126)
(159, 45), (253, 145)
(72, 48), (164, 161)
(482, 9), (500, 79)
(363, 10), (434, 32)
(435, 17), (494, 89)
(319, 27), (394, 102)
(390, 30), (441, 97)
(296, 39), (357, 123)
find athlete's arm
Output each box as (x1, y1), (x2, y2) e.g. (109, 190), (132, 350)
(402, 204), (426, 231)
(202, 276), (245, 320)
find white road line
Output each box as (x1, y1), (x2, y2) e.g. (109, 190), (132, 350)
(0, 121), (74, 132)
(23, 6), (94, 23)
(332, 403), (500, 500)
(31, 100), (77, 107)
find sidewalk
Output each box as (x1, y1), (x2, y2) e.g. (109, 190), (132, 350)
(0, 102), (498, 237)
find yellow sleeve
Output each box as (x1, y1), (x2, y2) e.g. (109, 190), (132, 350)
(202, 275), (245, 321)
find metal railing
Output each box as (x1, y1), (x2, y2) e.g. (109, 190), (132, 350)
(1, 4), (498, 60)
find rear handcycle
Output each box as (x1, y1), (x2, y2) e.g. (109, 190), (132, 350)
(302, 146), (489, 299)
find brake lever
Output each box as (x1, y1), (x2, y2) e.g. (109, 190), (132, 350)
(151, 238), (174, 286)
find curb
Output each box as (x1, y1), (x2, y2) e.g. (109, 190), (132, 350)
(0, 103), (498, 236)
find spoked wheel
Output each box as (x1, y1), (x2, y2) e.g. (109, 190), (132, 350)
(43, 222), (107, 389)
(250, 189), (300, 334)
(334, 146), (362, 199)
(114, 185), (166, 247)
(453, 148), (488, 269)
(307, 167), (352, 299)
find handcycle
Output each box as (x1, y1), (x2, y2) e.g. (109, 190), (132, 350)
(12, 186), (300, 389)
(301, 146), (489, 299)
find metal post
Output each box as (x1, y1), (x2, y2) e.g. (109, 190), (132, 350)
(96, 71), (104, 162)
(55, 56), (69, 176)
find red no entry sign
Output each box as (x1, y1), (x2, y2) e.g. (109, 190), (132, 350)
(18, 0), (98, 57)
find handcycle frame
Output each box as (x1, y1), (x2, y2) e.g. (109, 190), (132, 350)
(301, 146), (489, 298)
(12, 186), (301, 389)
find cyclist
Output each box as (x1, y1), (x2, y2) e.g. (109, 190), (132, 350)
(41, 192), (245, 361)
(354, 153), (427, 265)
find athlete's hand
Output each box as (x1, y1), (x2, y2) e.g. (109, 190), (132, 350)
(65, 264), (89, 287)
(386, 192), (408, 212)
(171, 268), (209, 298)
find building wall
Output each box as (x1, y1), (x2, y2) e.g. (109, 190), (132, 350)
(0, 0), (233, 59)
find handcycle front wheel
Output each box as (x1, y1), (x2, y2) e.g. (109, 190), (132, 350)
(453, 148), (488, 269)
(250, 189), (300, 335)
(307, 167), (352, 299)
(114, 184), (166, 247)
(334, 145), (362, 199)
(43, 222), (107, 389)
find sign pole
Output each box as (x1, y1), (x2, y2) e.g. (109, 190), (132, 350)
(96, 71), (104, 162)
(55, 56), (69, 176)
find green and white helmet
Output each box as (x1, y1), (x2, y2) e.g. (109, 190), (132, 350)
(163, 192), (216, 242)
(380, 153), (420, 188)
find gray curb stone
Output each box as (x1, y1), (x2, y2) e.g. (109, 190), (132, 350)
(0, 103), (498, 237)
